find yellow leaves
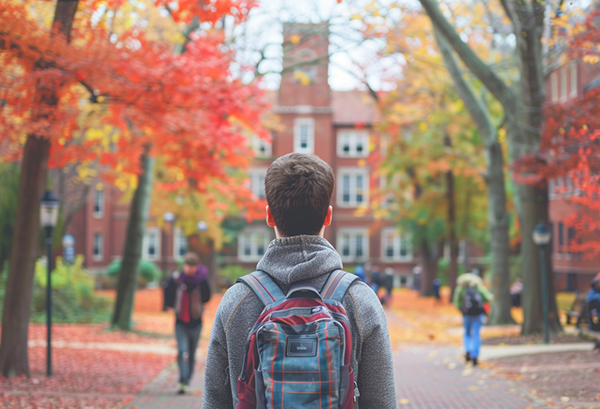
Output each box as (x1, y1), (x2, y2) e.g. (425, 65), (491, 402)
(290, 34), (301, 45)
(418, 122), (428, 132)
(583, 55), (600, 64)
(293, 70), (311, 85)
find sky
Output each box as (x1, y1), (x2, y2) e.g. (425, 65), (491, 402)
(231, 0), (400, 91)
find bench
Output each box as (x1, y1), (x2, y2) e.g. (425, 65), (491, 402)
(579, 327), (600, 350)
(565, 292), (587, 327)
(579, 298), (600, 350)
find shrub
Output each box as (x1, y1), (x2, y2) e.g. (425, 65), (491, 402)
(105, 259), (161, 286)
(30, 255), (111, 323)
(218, 264), (252, 286)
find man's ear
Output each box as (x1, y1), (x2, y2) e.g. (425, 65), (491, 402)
(266, 205), (276, 227)
(323, 206), (333, 227)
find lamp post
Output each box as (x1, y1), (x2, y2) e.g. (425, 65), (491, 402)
(532, 221), (552, 344)
(163, 212), (175, 273)
(40, 190), (59, 376)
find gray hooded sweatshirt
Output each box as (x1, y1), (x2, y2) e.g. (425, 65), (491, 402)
(202, 235), (397, 408)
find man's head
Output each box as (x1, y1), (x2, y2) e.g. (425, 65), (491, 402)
(265, 153), (335, 237)
(182, 252), (200, 275)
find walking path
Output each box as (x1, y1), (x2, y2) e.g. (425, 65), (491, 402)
(394, 345), (545, 408)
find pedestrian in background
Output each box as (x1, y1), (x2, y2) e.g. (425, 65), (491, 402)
(164, 252), (211, 394)
(586, 273), (600, 335)
(354, 263), (366, 282)
(370, 264), (381, 294)
(432, 278), (441, 303)
(453, 272), (492, 366)
(384, 267), (394, 304)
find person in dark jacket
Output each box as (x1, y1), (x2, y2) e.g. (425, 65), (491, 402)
(164, 252), (211, 394)
(586, 273), (600, 335)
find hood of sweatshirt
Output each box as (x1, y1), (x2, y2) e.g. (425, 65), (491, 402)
(256, 235), (343, 287)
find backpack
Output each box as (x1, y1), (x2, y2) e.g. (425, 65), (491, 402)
(462, 286), (485, 316)
(236, 270), (360, 409)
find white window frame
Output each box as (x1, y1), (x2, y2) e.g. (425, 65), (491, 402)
(92, 232), (103, 261)
(337, 168), (369, 208)
(252, 135), (272, 157)
(551, 71), (558, 103)
(238, 228), (272, 262)
(143, 227), (161, 261)
(560, 66), (568, 102)
(93, 187), (104, 218)
(381, 228), (412, 262)
(337, 228), (369, 263)
(337, 129), (369, 158)
(173, 228), (187, 260)
(570, 61), (578, 98)
(294, 118), (315, 154)
(249, 168), (267, 200)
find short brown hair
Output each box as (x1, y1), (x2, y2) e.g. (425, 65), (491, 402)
(265, 153), (334, 237)
(183, 252), (200, 266)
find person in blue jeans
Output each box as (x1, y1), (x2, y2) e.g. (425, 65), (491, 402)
(164, 252), (211, 394)
(453, 272), (492, 366)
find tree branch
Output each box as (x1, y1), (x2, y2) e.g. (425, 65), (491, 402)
(418, 0), (517, 112)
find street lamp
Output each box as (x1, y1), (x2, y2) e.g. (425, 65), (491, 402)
(40, 190), (59, 376)
(532, 221), (552, 344)
(162, 212), (175, 273)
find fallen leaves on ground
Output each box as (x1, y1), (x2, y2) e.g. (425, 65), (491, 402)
(0, 347), (171, 409)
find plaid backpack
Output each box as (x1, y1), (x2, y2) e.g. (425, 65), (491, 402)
(236, 270), (360, 409)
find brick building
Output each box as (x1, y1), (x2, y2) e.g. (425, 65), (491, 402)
(546, 29), (600, 291)
(67, 23), (418, 283)
(221, 23), (416, 282)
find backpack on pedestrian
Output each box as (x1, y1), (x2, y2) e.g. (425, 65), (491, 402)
(462, 285), (485, 316)
(236, 269), (360, 409)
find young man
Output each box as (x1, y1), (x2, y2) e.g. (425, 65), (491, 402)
(164, 252), (211, 394)
(202, 153), (397, 408)
(453, 272), (492, 366)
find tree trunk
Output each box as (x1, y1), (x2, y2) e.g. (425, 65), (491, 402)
(520, 184), (561, 334)
(485, 141), (515, 325)
(419, 239), (442, 297)
(433, 28), (513, 322)
(0, 0), (79, 378)
(111, 146), (155, 331)
(444, 133), (459, 299)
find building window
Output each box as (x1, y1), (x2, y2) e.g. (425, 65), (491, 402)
(93, 187), (104, 218)
(92, 232), (103, 261)
(551, 71), (558, 103)
(252, 135), (272, 157)
(294, 118), (314, 154)
(556, 222), (564, 259)
(337, 228), (369, 262)
(143, 227), (161, 261)
(238, 229), (272, 262)
(337, 129), (369, 158)
(249, 168), (267, 200)
(174, 228), (187, 260)
(381, 228), (412, 261)
(549, 178), (555, 200)
(560, 65), (567, 102)
(338, 168), (369, 207)
(570, 62), (577, 98)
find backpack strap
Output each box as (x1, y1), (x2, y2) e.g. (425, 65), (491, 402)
(321, 270), (358, 302)
(236, 270), (285, 306)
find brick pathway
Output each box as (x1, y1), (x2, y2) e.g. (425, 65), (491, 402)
(122, 350), (206, 409)
(120, 344), (547, 408)
(394, 345), (546, 408)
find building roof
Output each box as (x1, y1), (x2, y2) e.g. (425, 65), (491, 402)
(584, 74), (600, 92)
(332, 90), (378, 126)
